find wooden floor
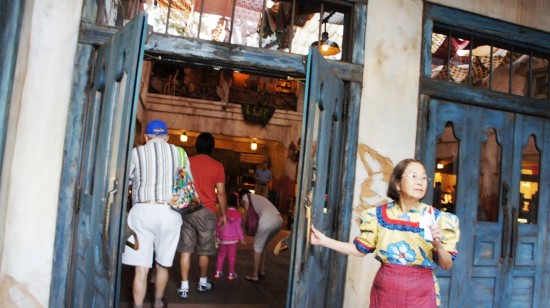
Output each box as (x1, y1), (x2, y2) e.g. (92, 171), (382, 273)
(119, 228), (291, 308)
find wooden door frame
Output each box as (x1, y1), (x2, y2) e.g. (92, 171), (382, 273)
(52, 3), (366, 307)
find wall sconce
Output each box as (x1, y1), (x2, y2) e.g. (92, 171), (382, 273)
(251, 139), (258, 151)
(180, 130), (188, 143)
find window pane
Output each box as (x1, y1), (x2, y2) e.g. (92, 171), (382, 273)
(431, 27), (550, 103)
(232, 0), (263, 47)
(190, 0), (235, 42)
(166, 0), (195, 36)
(431, 32), (471, 84)
(519, 135), (540, 225)
(530, 56), (549, 100)
(478, 129), (501, 222)
(434, 123), (459, 214)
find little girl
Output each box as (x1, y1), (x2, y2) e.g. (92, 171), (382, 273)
(215, 192), (246, 280)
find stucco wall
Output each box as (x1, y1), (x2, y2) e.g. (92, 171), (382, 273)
(0, 1), (83, 306)
(346, 0), (550, 307)
(433, 0), (550, 32)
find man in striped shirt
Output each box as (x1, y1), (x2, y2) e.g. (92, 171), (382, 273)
(122, 119), (185, 308)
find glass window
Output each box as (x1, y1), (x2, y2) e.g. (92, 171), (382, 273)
(145, 0), (351, 61)
(430, 27), (550, 102)
(518, 135), (540, 225)
(478, 129), (501, 222)
(434, 123), (459, 214)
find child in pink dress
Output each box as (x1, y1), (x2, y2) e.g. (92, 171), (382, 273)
(215, 193), (246, 280)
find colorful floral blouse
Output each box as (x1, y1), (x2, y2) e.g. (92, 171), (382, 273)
(353, 201), (460, 305)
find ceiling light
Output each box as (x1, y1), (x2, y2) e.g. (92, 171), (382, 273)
(180, 131), (188, 143)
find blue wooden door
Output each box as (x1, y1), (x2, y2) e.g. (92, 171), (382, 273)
(69, 14), (147, 307)
(422, 99), (549, 307)
(287, 48), (346, 307)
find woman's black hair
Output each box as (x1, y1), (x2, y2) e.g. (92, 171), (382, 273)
(227, 192), (238, 208)
(386, 158), (423, 201)
(238, 188), (251, 199)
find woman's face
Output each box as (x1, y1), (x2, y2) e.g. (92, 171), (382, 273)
(398, 162), (428, 202)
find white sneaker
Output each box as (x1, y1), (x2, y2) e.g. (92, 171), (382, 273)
(177, 287), (189, 299)
(197, 281), (212, 292)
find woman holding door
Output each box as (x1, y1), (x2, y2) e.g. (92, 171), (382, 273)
(311, 159), (460, 307)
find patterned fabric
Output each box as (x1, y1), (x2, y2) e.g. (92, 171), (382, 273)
(371, 264), (437, 308)
(129, 138), (182, 203)
(353, 201), (460, 306)
(170, 147), (202, 213)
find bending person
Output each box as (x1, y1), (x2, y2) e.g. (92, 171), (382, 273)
(239, 189), (282, 282)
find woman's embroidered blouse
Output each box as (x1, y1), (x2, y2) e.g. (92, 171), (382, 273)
(353, 201), (460, 266)
(353, 201), (460, 306)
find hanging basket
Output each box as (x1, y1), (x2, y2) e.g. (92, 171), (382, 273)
(241, 104), (275, 126)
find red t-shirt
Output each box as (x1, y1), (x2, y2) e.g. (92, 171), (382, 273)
(189, 154), (225, 213)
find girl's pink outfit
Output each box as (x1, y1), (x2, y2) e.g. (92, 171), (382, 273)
(216, 207), (244, 276)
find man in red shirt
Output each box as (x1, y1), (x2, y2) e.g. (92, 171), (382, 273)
(176, 132), (227, 299)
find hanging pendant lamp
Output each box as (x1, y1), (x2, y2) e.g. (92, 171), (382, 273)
(311, 22), (341, 56)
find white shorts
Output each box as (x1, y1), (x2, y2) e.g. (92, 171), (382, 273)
(122, 203), (183, 267)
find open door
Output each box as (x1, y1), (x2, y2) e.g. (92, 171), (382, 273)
(68, 14), (147, 307)
(287, 48), (346, 307)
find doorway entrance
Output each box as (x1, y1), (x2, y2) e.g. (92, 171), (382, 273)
(63, 2), (362, 303)
(116, 48), (352, 307)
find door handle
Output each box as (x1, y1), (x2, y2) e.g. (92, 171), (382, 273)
(102, 179), (119, 266)
(500, 208), (509, 263)
(304, 194), (313, 261)
(509, 208), (519, 263)
(500, 183), (510, 263)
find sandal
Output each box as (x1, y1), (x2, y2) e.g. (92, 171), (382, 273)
(245, 275), (259, 282)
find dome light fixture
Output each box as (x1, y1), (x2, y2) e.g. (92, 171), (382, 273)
(311, 22), (341, 56)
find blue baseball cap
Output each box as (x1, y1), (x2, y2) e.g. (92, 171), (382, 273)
(145, 120), (168, 135)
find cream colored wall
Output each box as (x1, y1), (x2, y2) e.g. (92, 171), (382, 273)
(0, 1), (83, 306)
(432, 0), (550, 32)
(346, 0), (424, 306)
(347, 0), (550, 306)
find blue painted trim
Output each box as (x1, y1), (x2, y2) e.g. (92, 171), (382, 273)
(0, 0), (24, 187)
